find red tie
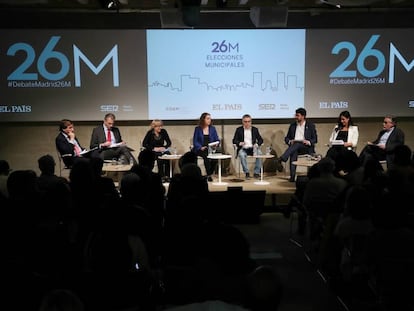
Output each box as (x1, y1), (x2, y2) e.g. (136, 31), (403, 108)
(74, 144), (82, 156)
(107, 128), (112, 143)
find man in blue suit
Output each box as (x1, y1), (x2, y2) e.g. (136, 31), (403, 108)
(278, 108), (318, 182)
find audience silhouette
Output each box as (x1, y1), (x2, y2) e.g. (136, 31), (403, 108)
(1, 143), (413, 311)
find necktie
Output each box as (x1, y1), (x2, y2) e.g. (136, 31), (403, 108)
(107, 128), (112, 143)
(74, 144), (82, 156)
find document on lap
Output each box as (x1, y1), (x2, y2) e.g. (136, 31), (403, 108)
(109, 142), (123, 148)
(208, 141), (220, 146)
(80, 147), (98, 155)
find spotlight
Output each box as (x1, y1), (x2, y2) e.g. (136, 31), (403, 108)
(107, 1), (120, 9)
(100, 0), (121, 10)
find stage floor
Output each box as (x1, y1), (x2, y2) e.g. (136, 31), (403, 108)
(208, 173), (296, 208)
(207, 173), (296, 195)
(162, 172), (296, 209)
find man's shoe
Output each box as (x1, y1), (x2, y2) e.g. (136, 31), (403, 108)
(289, 177), (295, 182)
(245, 173), (250, 180)
(276, 157), (284, 172)
(254, 173), (260, 179)
(207, 175), (213, 182)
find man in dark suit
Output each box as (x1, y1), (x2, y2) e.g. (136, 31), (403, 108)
(90, 113), (137, 165)
(232, 114), (264, 179)
(55, 119), (96, 168)
(278, 107), (318, 182)
(359, 114), (405, 167)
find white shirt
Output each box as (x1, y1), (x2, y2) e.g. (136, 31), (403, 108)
(294, 121), (306, 141)
(378, 127), (394, 146)
(243, 128), (253, 148)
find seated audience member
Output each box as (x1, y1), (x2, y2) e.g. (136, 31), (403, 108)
(277, 108), (318, 182)
(335, 149), (364, 186)
(166, 162), (209, 223)
(142, 119), (172, 181)
(192, 112), (220, 181)
(326, 110), (359, 161)
(36, 154), (71, 206)
(55, 119), (94, 169)
(385, 144), (414, 205)
(89, 157), (120, 205)
(38, 289), (84, 311)
(0, 159), (11, 198)
(232, 114), (265, 180)
(90, 113), (137, 165)
(302, 157), (348, 241)
(178, 151), (199, 170)
(245, 265), (283, 311)
(359, 114), (405, 167)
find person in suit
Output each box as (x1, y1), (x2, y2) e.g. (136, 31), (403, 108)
(142, 119), (172, 181)
(55, 119), (95, 169)
(232, 114), (264, 179)
(192, 112), (220, 181)
(90, 113), (137, 165)
(277, 107), (318, 182)
(326, 110), (359, 162)
(359, 114), (405, 167)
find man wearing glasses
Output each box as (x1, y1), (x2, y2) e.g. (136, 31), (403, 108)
(232, 114), (264, 179)
(90, 113), (137, 165)
(359, 114), (405, 167)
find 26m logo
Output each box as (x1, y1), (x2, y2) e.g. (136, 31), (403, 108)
(330, 34), (414, 83)
(6, 36), (119, 87)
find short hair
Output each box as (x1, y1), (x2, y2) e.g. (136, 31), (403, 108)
(317, 157), (335, 174)
(242, 114), (251, 120)
(179, 151), (198, 169)
(0, 160), (11, 175)
(150, 119), (163, 128)
(38, 154), (56, 173)
(385, 114), (397, 125)
(59, 119), (73, 131)
(104, 113), (116, 121)
(295, 108), (307, 117)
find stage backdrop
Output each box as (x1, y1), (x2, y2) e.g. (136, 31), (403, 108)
(1, 28), (413, 121)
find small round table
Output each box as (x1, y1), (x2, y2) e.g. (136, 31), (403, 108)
(292, 158), (319, 177)
(102, 163), (133, 184)
(207, 153), (232, 186)
(250, 154), (274, 185)
(158, 154), (182, 178)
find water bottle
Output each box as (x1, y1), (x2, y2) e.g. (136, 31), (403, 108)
(253, 143), (258, 156)
(208, 145), (212, 156)
(129, 156), (134, 165)
(265, 145), (271, 155)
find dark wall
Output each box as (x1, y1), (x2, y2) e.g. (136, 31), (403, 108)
(1, 9), (414, 29)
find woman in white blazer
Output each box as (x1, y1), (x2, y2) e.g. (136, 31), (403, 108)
(327, 111), (359, 160)
(329, 111), (359, 148)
